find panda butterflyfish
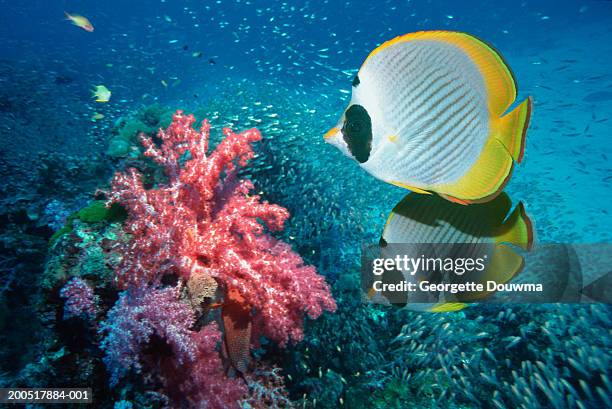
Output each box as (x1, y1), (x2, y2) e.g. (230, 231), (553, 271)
(367, 192), (534, 312)
(325, 31), (532, 204)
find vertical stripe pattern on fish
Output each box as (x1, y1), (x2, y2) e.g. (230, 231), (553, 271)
(325, 31), (532, 204)
(374, 192), (534, 311)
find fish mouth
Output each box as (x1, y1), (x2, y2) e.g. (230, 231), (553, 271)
(324, 127), (339, 140)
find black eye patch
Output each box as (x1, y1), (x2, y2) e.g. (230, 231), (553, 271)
(352, 75), (360, 87)
(342, 104), (372, 163)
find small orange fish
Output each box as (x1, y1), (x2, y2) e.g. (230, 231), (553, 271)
(221, 288), (251, 374)
(65, 12), (94, 32)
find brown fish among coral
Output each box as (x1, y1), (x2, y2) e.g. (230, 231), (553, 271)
(221, 288), (251, 374)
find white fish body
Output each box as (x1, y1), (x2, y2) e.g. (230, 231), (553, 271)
(325, 31), (532, 204)
(358, 40), (489, 187)
(371, 192), (534, 312)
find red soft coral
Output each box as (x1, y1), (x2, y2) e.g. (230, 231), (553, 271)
(108, 110), (335, 347)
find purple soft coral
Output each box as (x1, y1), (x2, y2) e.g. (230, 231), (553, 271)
(99, 286), (195, 386)
(60, 277), (99, 320)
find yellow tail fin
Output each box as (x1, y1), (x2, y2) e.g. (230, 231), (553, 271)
(495, 97), (532, 163)
(434, 99), (531, 204)
(493, 202), (534, 250)
(464, 243), (525, 301)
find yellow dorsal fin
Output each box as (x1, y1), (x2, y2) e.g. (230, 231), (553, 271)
(493, 202), (534, 250)
(365, 30), (517, 116)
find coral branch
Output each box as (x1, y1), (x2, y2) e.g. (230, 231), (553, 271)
(60, 277), (99, 320)
(99, 286), (195, 386)
(108, 111), (336, 346)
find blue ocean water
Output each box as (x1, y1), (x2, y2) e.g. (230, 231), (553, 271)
(1, 1), (611, 408)
(2, 0), (611, 242)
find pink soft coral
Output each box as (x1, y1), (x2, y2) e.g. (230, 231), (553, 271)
(108, 110), (335, 346)
(162, 323), (248, 409)
(60, 277), (99, 320)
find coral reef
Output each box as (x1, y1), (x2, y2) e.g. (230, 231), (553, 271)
(2, 108), (336, 408)
(106, 104), (174, 158)
(3, 79), (609, 409)
(16, 110), (334, 407)
(100, 110), (335, 406)
(107, 111), (336, 345)
(60, 277), (99, 320)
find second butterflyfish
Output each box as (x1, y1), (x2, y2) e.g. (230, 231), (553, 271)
(325, 31), (532, 204)
(369, 192), (534, 312)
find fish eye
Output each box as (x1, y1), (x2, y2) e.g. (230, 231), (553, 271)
(348, 121), (362, 133)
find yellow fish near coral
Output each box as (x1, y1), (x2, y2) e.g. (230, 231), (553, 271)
(325, 31), (532, 204)
(92, 85), (111, 103)
(64, 12), (94, 32)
